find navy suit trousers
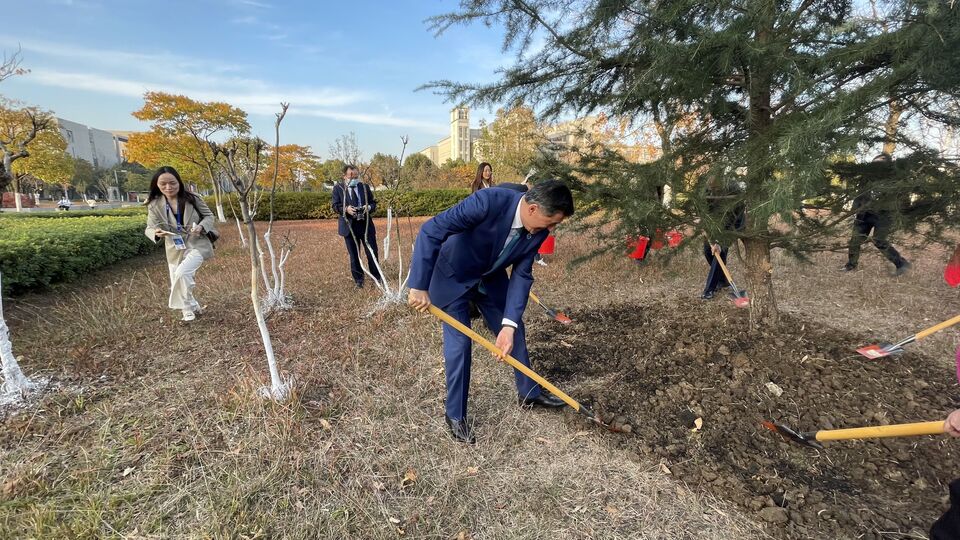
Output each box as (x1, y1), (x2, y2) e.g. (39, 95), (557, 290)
(441, 286), (540, 420)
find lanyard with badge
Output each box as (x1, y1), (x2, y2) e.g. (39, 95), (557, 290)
(166, 200), (187, 250)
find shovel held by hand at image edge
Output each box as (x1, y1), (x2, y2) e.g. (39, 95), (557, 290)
(763, 419), (947, 450)
(425, 304), (603, 427)
(855, 313), (960, 359)
(712, 250), (750, 308)
(528, 291), (573, 324)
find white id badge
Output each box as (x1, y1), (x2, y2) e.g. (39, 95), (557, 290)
(172, 234), (186, 250)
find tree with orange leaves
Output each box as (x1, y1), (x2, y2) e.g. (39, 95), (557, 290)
(257, 144), (320, 191)
(132, 92), (250, 222)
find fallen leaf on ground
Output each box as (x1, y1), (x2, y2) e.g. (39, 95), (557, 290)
(560, 340), (574, 348)
(660, 463), (672, 475)
(692, 417), (703, 432)
(122, 467), (135, 477)
(465, 466), (479, 476)
(401, 467), (418, 487)
(319, 418), (332, 430)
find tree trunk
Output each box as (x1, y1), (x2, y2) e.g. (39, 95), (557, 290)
(239, 199), (285, 399)
(743, 0), (779, 327)
(0, 273), (33, 397)
(742, 237), (778, 327)
(3, 155), (21, 212)
(212, 176), (226, 223)
(882, 99), (902, 155)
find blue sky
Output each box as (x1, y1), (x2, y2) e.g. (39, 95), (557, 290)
(1, 0), (513, 160)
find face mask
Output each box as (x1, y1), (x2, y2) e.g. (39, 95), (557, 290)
(348, 179), (359, 187)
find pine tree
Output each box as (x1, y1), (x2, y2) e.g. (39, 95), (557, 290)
(427, 0), (960, 326)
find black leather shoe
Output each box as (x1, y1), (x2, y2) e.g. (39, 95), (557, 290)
(355, 281), (364, 289)
(519, 393), (566, 408)
(700, 290), (715, 300)
(842, 263), (857, 272)
(445, 416), (476, 444)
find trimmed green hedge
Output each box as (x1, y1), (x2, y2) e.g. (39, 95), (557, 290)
(0, 215), (158, 294)
(0, 207), (147, 219)
(208, 189), (471, 221)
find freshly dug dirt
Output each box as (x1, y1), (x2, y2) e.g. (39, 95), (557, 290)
(532, 301), (958, 539)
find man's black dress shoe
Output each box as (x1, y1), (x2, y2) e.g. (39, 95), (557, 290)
(445, 416), (476, 444)
(519, 393), (566, 408)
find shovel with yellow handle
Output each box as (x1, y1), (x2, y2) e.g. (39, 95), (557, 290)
(528, 291), (573, 324)
(763, 419), (946, 450)
(856, 314), (960, 359)
(425, 304), (605, 427)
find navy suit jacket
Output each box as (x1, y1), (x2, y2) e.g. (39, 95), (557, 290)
(331, 181), (377, 237)
(409, 188), (548, 323)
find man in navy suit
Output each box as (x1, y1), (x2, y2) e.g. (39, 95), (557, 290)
(407, 180), (575, 443)
(332, 164), (381, 288)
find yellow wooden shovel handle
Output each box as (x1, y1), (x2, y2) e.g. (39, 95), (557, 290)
(916, 314), (960, 341)
(815, 420), (945, 442)
(426, 304), (585, 413)
(528, 291), (542, 305)
(712, 250), (736, 285)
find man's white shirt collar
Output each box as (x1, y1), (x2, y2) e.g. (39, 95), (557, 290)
(511, 198), (524, 230)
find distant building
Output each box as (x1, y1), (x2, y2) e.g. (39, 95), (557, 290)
(53, 118), (127, 169)
(418, 107), (482, 165)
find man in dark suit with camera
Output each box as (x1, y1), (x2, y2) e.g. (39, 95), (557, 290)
(332, 164), (381, 288)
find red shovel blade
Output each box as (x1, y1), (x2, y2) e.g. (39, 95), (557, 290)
(733, 296), (750, 308)
(554, 311), (573, 324)
(855, 344), (901, 359)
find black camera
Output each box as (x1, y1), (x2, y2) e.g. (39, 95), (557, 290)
(351, 205), (368, 220)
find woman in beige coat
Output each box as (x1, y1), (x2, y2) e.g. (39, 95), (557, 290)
(144, 166), (218, 321)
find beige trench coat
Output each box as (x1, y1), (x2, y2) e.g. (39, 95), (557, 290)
(144, 196), (218, 264)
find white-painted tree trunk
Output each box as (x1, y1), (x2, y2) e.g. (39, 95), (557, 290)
(382, 208), (392, 261)
(239, 201), (290, 401)
(235, 217), (247, 248)
(0, 273), (35, 399)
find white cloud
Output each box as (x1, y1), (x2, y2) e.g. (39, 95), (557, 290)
(23, 69), (444, 132)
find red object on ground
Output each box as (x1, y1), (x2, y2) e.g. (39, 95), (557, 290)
(945, 263), (960, 288)
(538, 235), (555, 255)
(666, 230), (683, 248)
(628, 236), (650, 260)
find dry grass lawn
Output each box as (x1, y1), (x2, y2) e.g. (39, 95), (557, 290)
(1, 217), (957, 539)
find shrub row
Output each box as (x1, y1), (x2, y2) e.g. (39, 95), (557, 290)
(0, 215), (159, 294)
(207, 189), (471, 221)
(0, 207), (147, 219)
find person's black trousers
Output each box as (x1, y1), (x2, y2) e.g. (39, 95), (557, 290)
(702, 241), (730, 296)
(847, 211), (907, 268)
(931, 479), (960, 539)
(344, 222), (381, 286)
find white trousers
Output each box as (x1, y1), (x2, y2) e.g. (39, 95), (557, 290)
(167, 249), (204, 311)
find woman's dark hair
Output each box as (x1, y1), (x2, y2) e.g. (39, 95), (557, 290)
(471, 162), (493, 193)
(146, 166), (194, 205)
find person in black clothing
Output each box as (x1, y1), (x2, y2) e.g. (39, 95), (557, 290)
(331, 164), (381, 288)
(843, 153), (911, 276)
(701, 180), (745, 300)
(931, 407), (960, 539)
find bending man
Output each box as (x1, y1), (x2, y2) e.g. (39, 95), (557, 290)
(407, 180), (575, 444)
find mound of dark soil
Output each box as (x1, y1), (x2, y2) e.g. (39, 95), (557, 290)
(531, 302), (958, 539)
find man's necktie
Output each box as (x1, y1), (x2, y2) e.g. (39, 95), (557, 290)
(490, 227), (524, 271)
